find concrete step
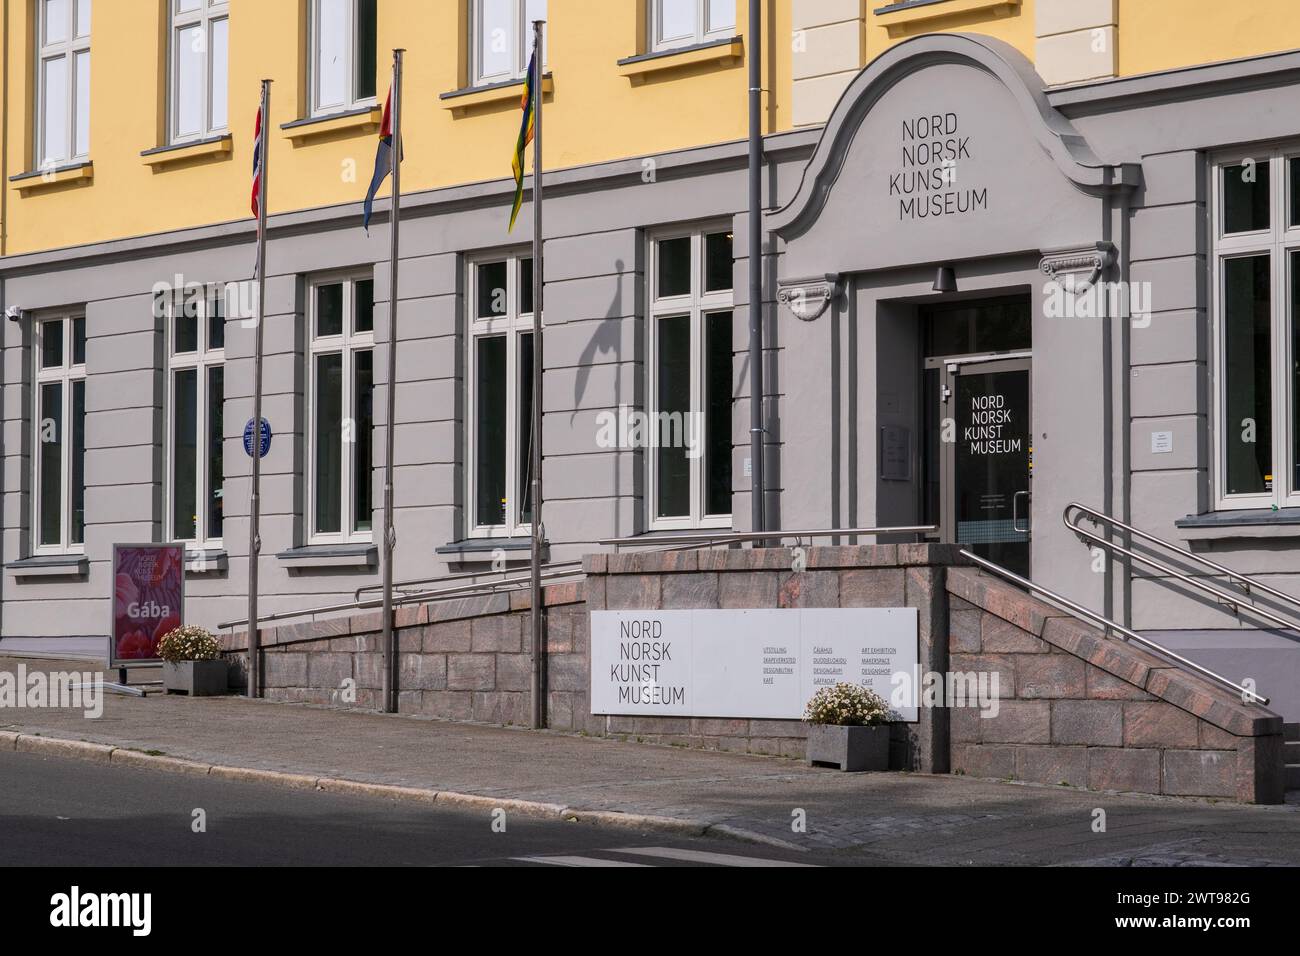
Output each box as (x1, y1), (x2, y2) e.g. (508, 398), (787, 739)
(1288, 764), (1300, 791)
(1286, 722), (1300, 742)
(1287, 741), (1300, 764)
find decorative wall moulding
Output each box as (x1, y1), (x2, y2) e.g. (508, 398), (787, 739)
(1039, 241), (1116, 292)
(777, 274), (844, 321)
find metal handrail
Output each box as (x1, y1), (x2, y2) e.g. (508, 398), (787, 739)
(960, 549), (1269, 706)
(352, 560), (584, 602)
(217, 564), (584, 631)
(1063, 502), (1300, 633)
(598, 525), (938, 550)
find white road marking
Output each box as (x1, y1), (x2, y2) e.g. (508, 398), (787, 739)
(611, 846), (816, 867)
(511, 855), (651, 867)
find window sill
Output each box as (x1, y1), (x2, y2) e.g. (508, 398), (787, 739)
(1176, 508), (1300, 542)
(184, 549), (228, 574)
(439, 74), (554, 116)
(7, 555), (89, 579)
(141, 135), (233, 170)
(280, 106), (381, 145)
(436, 537), (543, 561)
(873, 0), (1022, 37)
(8, 161), (93, 195)
(276, 543), (377, 570)
(617, 37), (744, 85)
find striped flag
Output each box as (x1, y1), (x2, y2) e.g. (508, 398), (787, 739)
(509, 50), (538, 232)
(251, 103), (265, 277)
(363, 87), (398, 233)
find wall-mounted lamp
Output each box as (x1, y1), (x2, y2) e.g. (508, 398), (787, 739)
(932, 266), (957, 294)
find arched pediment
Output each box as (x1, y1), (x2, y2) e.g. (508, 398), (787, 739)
(769, 33), (1138, 243)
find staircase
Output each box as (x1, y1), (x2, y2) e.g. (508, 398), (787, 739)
(1288, 724), (1300, 794)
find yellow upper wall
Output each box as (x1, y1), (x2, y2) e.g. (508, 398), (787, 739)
(1117, 0), (1300, 76)
(8, 0), (1300, 258)
(2, 0), (793, 256)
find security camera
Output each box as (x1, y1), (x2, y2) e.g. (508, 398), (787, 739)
(4, 306), (25, 323)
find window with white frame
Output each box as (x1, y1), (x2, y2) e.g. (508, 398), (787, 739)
(36, 0), (91, 167)
(309, 0), (377, 116)
(166, 288), (225, 549)
(308, 276), (375, 543)
(1212, 149), (1300, 510)
(170, 0), (228, 144)
(471, 0), (547, 86)
(650, 0), (735, 53)
(467, 253), (536, 537)
(648, 227), (734, 528)
(33, 315), (87, 553)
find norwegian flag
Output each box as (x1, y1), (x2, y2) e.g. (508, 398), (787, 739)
(251, 104), (264, 228)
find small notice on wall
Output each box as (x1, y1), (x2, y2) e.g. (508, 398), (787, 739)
(590, 608), (920, 722)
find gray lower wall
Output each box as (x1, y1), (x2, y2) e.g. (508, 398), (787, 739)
(3, 35), (1300, 710)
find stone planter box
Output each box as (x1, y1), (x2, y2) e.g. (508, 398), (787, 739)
(162, 660), (229, 696)
(806, 723), (890, 771)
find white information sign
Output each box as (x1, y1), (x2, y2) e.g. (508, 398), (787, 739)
(591, 608), (920, 722)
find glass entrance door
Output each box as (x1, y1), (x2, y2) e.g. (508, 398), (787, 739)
(941, 358), (1032, 577)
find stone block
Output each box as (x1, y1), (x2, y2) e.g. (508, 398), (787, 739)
(1123, 701), (1199, 748)
(307, 653), (353, 688)
(1015, 653), (1086, 699)
(420, 690), (473, 721)
(1086, 666), (1153, 700)
(838, 568), (905, 607)
(718, 573), (779, 608)
(399, 653), (447, 691)
(952, 743), (1016, 779)
(605, 574), (661, 609)
(1016, 745), (1087, 787)
(1051, 699), (1122, 746)
(472, 691), (530, 725)
(1087, 747), (1161, 794)
(1162, 749), (1236, 798)
(949, 608), (981, 653)
(422, 620), (472, 653)
(471, 615), (521, 653)
(661, 572), (720, 609)
(447, 654), (495, 690)
(949, 653), (1017, 697)
(777, 570), (839, 607)
(981, 614), (1046, 653)
(980, 700), (1050, 744)
(263, 652), (307, 688)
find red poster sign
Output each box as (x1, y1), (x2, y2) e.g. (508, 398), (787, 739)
(110, 544), (185, 666)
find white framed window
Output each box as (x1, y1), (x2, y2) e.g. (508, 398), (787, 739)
(1210, 148), (1300, 511)
(165, 289), (225, 549)
(471, 0), (547, 86)
(33, 314), (87, 554)
(35, 0), (91, 166)
(309, 0), (377, 117)
(307, 275), (375, 543)
(467, 252), (536, 538)
(650, 0), (735, 53)
(169, 0), (229, 144)
(647, 227), (734, 529)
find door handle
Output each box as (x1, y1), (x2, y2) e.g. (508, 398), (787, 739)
(1013, 490), (1031, 534)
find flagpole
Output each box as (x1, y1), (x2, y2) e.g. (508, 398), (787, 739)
(247, 78), (271, 699)
(381, 50), (404, 715)
(529, 21), (546, 731)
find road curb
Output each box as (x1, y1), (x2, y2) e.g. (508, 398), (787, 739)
(15, 734), (114, 762)
(4, 730), (783, 847)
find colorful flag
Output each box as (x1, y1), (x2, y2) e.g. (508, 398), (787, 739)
(251, 103), (265, 277)
(363, 88), (398, 233)
(509, 51), (539, 232)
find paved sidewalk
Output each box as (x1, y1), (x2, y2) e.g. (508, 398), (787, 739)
(3, 657), (1299, 865)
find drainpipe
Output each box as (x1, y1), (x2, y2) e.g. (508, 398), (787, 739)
(747, 0), (764, 534)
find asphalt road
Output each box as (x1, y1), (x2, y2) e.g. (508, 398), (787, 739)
(0, 750), (822, 867)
